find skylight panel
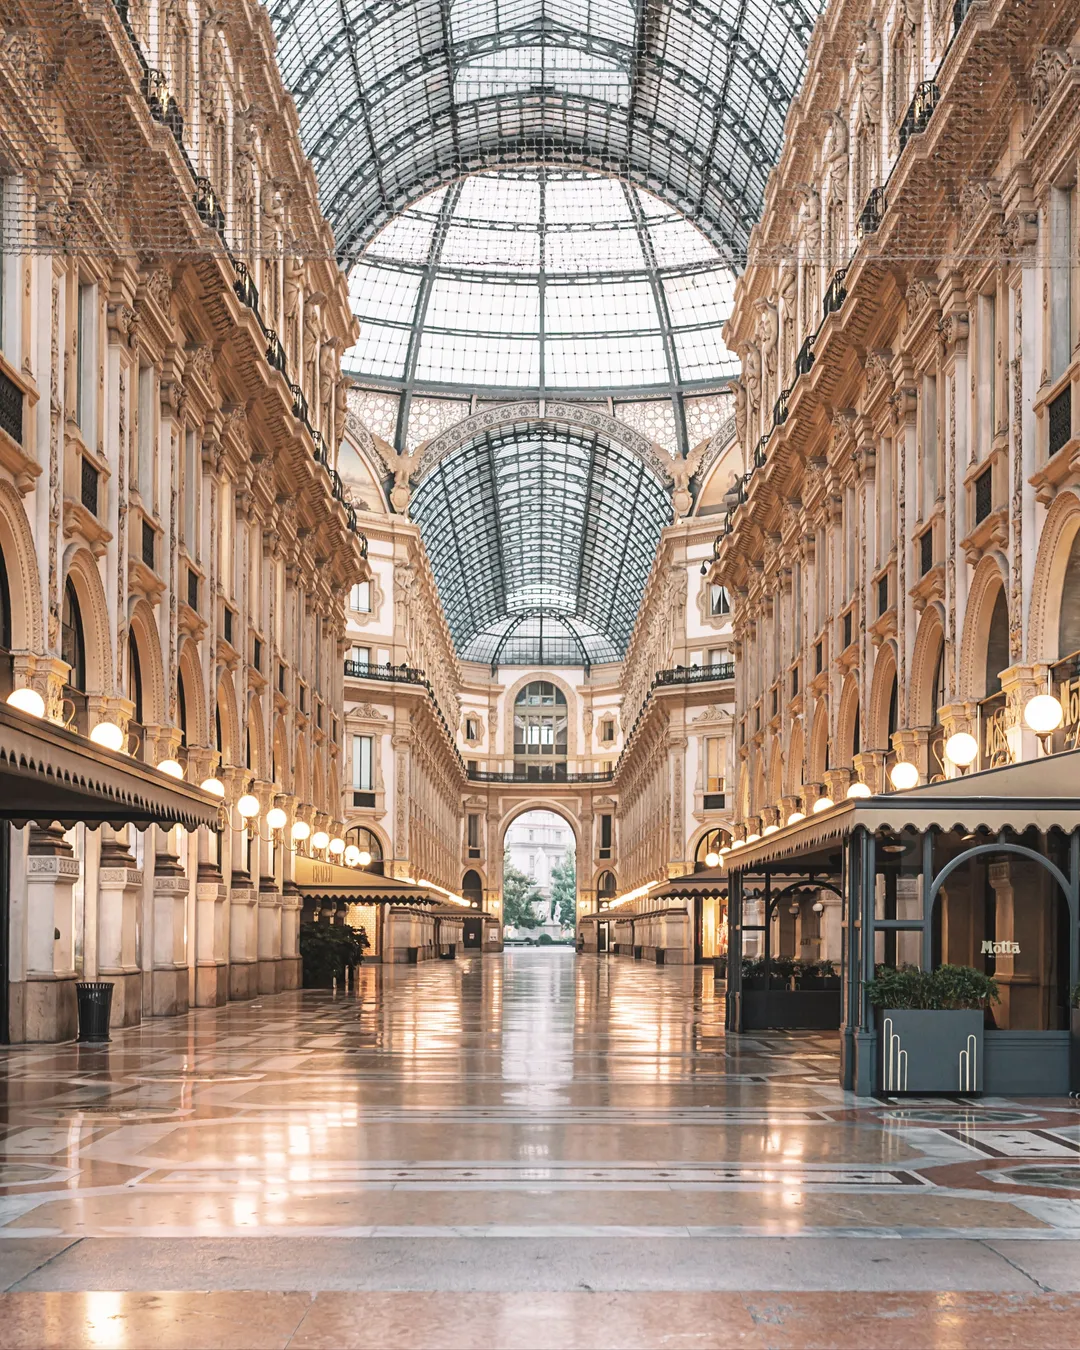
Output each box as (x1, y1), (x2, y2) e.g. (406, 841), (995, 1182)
(663, 269), (736, 330)
(348, 264), (424, 326)
(673, 328), (740, 382)
(343, 322), (412, 381)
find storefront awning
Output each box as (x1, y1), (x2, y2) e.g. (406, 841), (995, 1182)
(293, 853), (448, 905)
(651, 867), (728, 899)
(727, 749), (1080, 873)
(0, 702), (222, 831)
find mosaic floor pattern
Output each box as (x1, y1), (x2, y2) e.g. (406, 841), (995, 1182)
(1, 949), (1079, 1347)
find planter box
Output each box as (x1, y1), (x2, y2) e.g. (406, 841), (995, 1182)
(743, 989), (841, 1030)
(876, 1009), (983, 1094)
(985, 1030), (1069, 1096)
(1073, 1010), (1080, 1094)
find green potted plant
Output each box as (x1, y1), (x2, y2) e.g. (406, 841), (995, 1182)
(299, 921), (370, 988)
(866, 964), (999, 1094)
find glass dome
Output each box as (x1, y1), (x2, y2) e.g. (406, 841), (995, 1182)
(344, 169), (738, 400)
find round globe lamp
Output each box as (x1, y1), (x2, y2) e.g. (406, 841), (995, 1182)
(328, 837), (346, 856)
(786, 811), (805, 826)
(812, 796), (834, 813)
(847, 781), (872, 799)
(291, 820), (311, 842)
(266, 807), (288, 831)
(343, 844), (361, 866)
(7, 687), (45, 718)
(357, 850), (372, 866)
(236, 793), (260, 819)
(889, 761), (920, 791)
(704, 850), (720, 867)
(200, 777), (225, 797)
(944, 731), (979, 770)
(1025, 694), (1064, 752)
(157, 759), (184, 780)
(90, 721), (125, 752)
(312, 830), (330, 851)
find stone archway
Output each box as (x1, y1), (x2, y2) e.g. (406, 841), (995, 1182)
(0, 480), (43, 652)
(835, 674), (860, 769)
(808, 697), (829, 782)
(177, 638), (206, 747)
(215, 672), (242, 769)
(1029, 487), (1080, 662)
(498, 800), (582, 936)
(128, 598), (167, 728)
(908, 604), (945, 729)
(64, 547), (113, 696)
(959, 553), (1009, 699)
(867, 642), (898, 752)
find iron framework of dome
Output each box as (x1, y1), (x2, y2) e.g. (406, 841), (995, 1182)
(265, 0), (822, 267)
(409, 419), (672, 665)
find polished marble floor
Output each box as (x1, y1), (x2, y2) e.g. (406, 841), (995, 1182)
(1, 949), (1080, 1347)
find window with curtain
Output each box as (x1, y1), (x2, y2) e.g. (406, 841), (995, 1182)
(352, 734), (373, 790)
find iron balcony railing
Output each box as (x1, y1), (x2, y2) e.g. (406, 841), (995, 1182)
(466, 767), (615, 784)
(772, 387), (791, 428)
(344, 660), (425, 683)
(822, 267), (848, 320)
(857, 186), (887, 239)
(193, 177), (226, 235)
(794, 334), (815, 378)
(0, 366), (23, 446)
(233, 261), (260, 315)
(899, 81), (940, 151)
(753, 434), (769, 469)
(654, 662), (735, 686)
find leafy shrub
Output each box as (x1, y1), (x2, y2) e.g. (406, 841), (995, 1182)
(538, 932), (554, 945)
(299, 921), (369, 987)
(864, 963), (999, 1011)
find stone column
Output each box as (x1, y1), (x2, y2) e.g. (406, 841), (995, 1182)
(799, 784), (823, 816)
(1000, 664), (1050, 763)
(823, 768), (852, 802)
(853, 750), (886, 795)
(97, 828), (143, 1027)
(891, 728), (931, 784)
(281, 883), (302, 989)
(24, 826), (81, 1042)
(256, 780), (282, 994)
(151, 838), (189, 1018)
(222, 767), (258, 1000)
(938, 700), (979, 776)
(779, 794), (801, 823)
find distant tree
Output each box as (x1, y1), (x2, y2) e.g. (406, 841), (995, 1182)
(551, 853), (577, 927)
(502, 855), (542, 929)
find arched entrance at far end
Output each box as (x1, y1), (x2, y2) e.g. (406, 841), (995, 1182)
(501, 807), (577, 943)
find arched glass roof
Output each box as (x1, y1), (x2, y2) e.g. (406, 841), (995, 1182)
(344, 168), (738, 408)
(265, 0), (823, 266)
(463, 611), (620, 668)
(409, 419), (671, 663)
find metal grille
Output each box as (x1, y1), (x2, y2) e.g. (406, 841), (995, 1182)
(843, 610), (852, 649)
(0, 367), (23, 445)
(80, 457), (99, 516)
(223, 607), (233, 647)
(187, 569), (199, 612)
(1049, 385), (1072, 458)
(141, 518), (155, 569)
(815, 640), (823, 674)
(878, 575), (889, 616)
(974, 465), (993, 523)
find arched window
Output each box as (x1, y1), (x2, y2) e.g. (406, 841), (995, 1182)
(345, 825), (384, 875)
(127, 633), (143, 727)
(513, 681), (568, 779)
(0, 541), (11, 651)
(62, 578), (85, 692)
(985, 588), (1010, 695)
(596, 870), (617, 901)
(1059, 529), (1080, 659)
(462, 869), (483, 905)
(177, 670), (188, 747)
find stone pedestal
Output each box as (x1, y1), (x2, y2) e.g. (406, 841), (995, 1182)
(228, 887), (259, 1000)
(1000, 664), (1050, 764)
(23, 828), (81, 1042)
(891, 728), (931, 784)
(97, 835), (144, 1028)
(257, 882), (283, 993)
(195, 867), (229, 1007)
(280, 885), (302, 990)
(823, 768), (852, 802)
(151, 860), (190, 1018)
(853, 751), (887, 795)
(799, 784), (823, 816)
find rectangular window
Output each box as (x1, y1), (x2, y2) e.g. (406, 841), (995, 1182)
(219, 478), (232, 598)
(845, 486), (856, 597)
(599, 814), (613, 858)
(706, 736), (724, 793)
(137, 365), (155, 505)
(349, 645), (370, 670)
(879, 438), (894, 561)
(1050, 186), (1074, 385)
(76, 283), (95, 432)
(921, 374), (938, 513)
(352, 734), (373, 791)
(600, 718), (614, 743)
(793, 560), (802, 647)
(183, 430), (197, 551)
(979, 292), (996, 457)
(350, 580), (371, 612)
(709, 584), (730, 616)
(467, 814), (480, 852)
(465, 716), (479, 739)
(0, 180), (6, 348)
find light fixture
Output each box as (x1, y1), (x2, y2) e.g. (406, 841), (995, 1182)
(718, 845), (730, 856)
(328, 837), (345, 856)
(291, 820), (311, 842)
(157, 759), (184, 780)
(266, 806), (288, 831)
(944, 731), (979, 771)
(763, 824), (779, 835)
(1024, 693), (1063, 753)
(705, 850), (720, 867)
(889, 760), (920, 791)
(7, 687), (45, 718)
(343, 844), (361, 866)
(746, 831), (761, 843)
(847, 781), (872, 799)
(812, 900), (824, 913)
(312, 830), (330, 851)
(357, 850), (372, 866)
(700, 560), (708, 576)
(789, 902), (800, 915)
(879, 832), (907, 854)
(787, 811), (805, 825)
(813, 796), (834, 813)
(236, 793), (260, 819)
(90, 721), (125, 752)
(200, 776), (225, 797)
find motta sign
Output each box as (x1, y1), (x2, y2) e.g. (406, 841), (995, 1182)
(981, 939), (1020, 955)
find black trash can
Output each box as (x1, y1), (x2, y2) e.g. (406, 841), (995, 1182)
(76, 981), (114, 1043)
(713, 954), (727, 980)
(406, 946), (419, 964)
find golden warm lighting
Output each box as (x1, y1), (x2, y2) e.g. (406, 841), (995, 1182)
(89, 721), (125, 752)
(813, 796), (834, 813)
(889, 760), (920, 791)
(200, 776), (225, 797)
(344, 844), (361, 866)
(847, 781), (872, 799)
(237, 793), (261, 818)
(357, 850), (372, 866)
(746, 831), (761, 843)
(312, 830), (330, 850)
(266, 807), (288, 830)
(705, 850), (720, 867)
(7, 687), (45, 718)
(762, 823), (779, 835)
(786, 811), (805, 825)
(291, 819), (311, 841)
(328, 837), (345, 855)
(944, 731), (979, 768)
(157, 759), (184, 779)
(1024, 694), (1064, 736)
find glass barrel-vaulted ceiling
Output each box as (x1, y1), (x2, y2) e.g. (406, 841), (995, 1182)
(264, 0), (823, 267)
(344, 169), (738, 403)
(409, 420), (672, 665)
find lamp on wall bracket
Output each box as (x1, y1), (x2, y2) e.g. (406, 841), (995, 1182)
(944, 731), (979, 775)
(1024, 694), (1063, 754)
(700, 534), (724, 576)
(889, 759), (920, 791)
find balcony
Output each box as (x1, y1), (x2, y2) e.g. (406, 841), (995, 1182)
(794, 334), (815, 379)
(899, 81), (940, 152)
(654, 662), (735, 687)
(753, 435), (769, 469)
(857, 186), (887, 239)
(344, 660), (425, 683)
(772, 387), (790, 428)
(467, 766), (614, 784)
(822, 268), (848, 320)
(233, 261), (260, 315)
